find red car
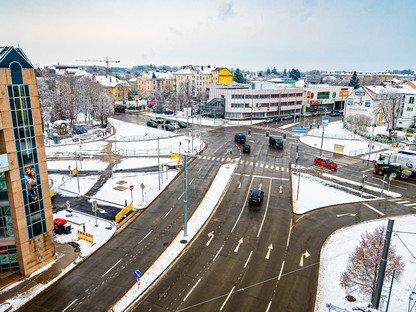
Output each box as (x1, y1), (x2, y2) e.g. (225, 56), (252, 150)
(314, 156), (338, 169)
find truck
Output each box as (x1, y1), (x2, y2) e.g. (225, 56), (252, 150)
(374, 151), (416, 179)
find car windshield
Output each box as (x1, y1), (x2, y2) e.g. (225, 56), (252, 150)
(326, 159), (333, 163)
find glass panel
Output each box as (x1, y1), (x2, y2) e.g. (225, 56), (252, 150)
(26, 97), (32, 109)
(17, 151), (23, 168)
(9, 99), (15, 111)
(22, 150), (34, 166)
(30, 201), (40, 214)
(19, 126), (31, 139)
(27, 226), (33, 240)
(32, 221), (43, 237)
(28, 110), (33, 124)
(16, 110), (29, 127)
(10, 110), (17, 128)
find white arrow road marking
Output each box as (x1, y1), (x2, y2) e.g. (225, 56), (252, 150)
(259, 183), (262, 190)
(279, 186), (282, 193)
(101, 258), (123, 278)
(237, 181), (241, 188)
(234, 238), (243, 253)
(183, 278), (201, 302)
(206, 232), (214, 246)
(265, 244), (273, 259)
(336, 213), (357, 217)
(299, 250), (310, 267)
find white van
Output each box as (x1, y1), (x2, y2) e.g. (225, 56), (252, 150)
(150, 115), (164, 123)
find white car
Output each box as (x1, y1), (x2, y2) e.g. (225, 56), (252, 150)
(304, 112), (311, 117)
(169, 123), (180, 129)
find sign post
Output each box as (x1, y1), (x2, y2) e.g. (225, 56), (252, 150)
(134, 270), (142, 288)
(92, 200), (98, 227)
(140, 183), (145, 201)
(66, 200), (71, 210)
(320, 116), (329, 174)
(129, 185), (134, 206)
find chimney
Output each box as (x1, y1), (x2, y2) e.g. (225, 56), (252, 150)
(208, 65), (211, 68)
(201, 66), (204, 70)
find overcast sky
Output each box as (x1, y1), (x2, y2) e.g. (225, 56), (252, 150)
(2, 0), (415, 72)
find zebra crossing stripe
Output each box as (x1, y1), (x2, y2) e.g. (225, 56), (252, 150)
(404, 203), (416, 207)
(281, 167), (284, 171)
(246, 161), (249, 165)
(388, 198), (401, 201)
(275, 166), (279, 170)
(207, 156), (211, 160)
(250, 162), (253, 166)
(265, 164), (269, 169)
(255, 163), (259, 167)
(260, 164), (264, 168)
(221, 158), (225, 161)
(202, 156), (207, 159)
(271, 165), (274, 170)
(397, 201), (410, 204)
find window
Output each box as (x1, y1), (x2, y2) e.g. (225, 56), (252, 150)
(317, 92), (329, 99)
(407, 107), (414, 112)
(410, 97), (415, 104)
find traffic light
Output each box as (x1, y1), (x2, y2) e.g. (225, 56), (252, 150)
(283, 134), (286, 140)
(266, 132), (269, 138)
(248, 129), (251, 136)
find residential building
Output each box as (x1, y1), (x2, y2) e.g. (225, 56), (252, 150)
(137, 71), (172, 96)
(322, 72), (414, 83)
(94, 75), (130, 103)
(172, 65), (232, 97)
(128, 77), (138, 96)
(205, 84), (303, 120)
(0, 47), (55, 276)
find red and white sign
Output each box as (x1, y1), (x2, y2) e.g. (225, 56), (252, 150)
(310, 100), (320, 105)
(66, 201), (70, 209)
(129, 185), (134, 191)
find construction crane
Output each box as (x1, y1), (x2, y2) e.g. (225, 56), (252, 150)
(75, 57), (120, 76)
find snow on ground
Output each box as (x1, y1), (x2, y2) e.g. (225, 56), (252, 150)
(113, 163), (237, 312)
(46, 159), (109, 171)
(315, 215), (416, 312)
(49, 174), (100, 198)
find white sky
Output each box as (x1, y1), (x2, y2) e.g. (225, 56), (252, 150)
(2, 0), (415, 72)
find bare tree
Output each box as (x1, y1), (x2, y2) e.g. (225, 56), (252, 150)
(196, 88), (209, 104)
(375, 88), (403, 131)
(93, 89), (114, 126)
(50, 76), (73, 123)
(346, 114), (372, 131)
(340, 226), (405, 304)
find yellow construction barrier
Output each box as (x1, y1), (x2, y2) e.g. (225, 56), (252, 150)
(78, 230), (93, 243)
(115, 203), (133, 223)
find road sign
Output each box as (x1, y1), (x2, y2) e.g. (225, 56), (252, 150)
(134, 270), (142, 279)
(92, 200), (97, 212)
(66, 201), (70, 209)
(291, 128), (307, 137)
(313, 118), (316, 123)
(140, 183), (145, 189)
(129, 185), (134, 191)
(322, 115), (329, 126)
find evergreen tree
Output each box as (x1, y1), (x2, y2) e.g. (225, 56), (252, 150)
(319, 77), (323, 84)
(233, 68), (245, 83)
(349, 71), (360, 89)
(289, 69), (301, 81)
(258, 72), (263, 77)
(271, 67), (278, 75)
(283, 68), (287, 77)
(266, 67), (271, 75)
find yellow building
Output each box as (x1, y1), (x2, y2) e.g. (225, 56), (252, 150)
(213, 68), (233, 85)
(95, 75), (130, 103)
(137, 71), (173, 96)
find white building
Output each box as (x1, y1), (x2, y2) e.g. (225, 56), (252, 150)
(305, 84), (352, 113)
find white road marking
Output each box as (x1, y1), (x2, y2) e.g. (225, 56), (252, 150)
(255, 163), (259, 167)
(163, 208), (173, 219)
(183, 278), (201, 302)
(234, 173), (289, 181)
(221, 158), (225, 161)
(260, 163), (264, 168)
(178, 192), (184, 200)
(397, 200), (410, 204)
(234, 238), (243, 253)
(250, 162), (253, 166)
(286, 219), (292, 247)
(206, 232), (214, 246)
(265, 244), (273, 260)
(213, 245), (224, 262)
(404, 203), (416, 207)
(266, 300), (273, 312)
(270, 165), (274, 170)
(189, 178), (195, 185)
(281, 167), (285, 171)
(265, 164), (269, 169)
(101, 258), (123, 278)
(244, 250), (253, 268)
(278, 261), (285, 280)
(220, 286), (235, 311)
(138, 230), (153, 245)
(363, 202), (385, 216)
(62, 299), (78, 312)
(257, 180), (272, 237)
(198, 167), (202, 173)
(231, 178), (254, 232)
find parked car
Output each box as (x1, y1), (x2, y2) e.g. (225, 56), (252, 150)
(164, 110), (174, 115)
(269, 136), (284, 148)
(168, 123), (180, 130)
(151, 115), (164, 123)
(146, 121), (158, 128)
(273, 116), (282, 122)
(177, 121), (187, 128)
(162, 124), (175, 131)
(264, 118), (273, 124)
(282, 115), (293, 120)
(234, 133), (246, 143)
(314, 156), (338, 169)
(330, 111), (341, 117)
(304, 112), (311, 117)
(248, 190), (264, 206)
(165, 120), (176, 124)
(242, 144), (251, 153)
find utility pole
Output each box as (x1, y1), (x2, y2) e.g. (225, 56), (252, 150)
(158, 137), (160, 190)
(183, 155), (188, 236)
(372, 219), (395, 310)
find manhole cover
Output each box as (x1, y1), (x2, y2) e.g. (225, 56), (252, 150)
(113, 186), (127, 191)
(180, 240), (188, 244)
(117, 181), (127, 185)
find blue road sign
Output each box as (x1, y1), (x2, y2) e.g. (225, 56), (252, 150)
(322, 115), (329, 126)
(134, 270), (142, 279)
(291, 128), (307, 137)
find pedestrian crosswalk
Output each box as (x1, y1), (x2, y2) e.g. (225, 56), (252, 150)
(387, 198), (416, 209)
(199, 155), (289, 172)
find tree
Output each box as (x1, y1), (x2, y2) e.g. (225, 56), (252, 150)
(233, 68), (245, 83)
(93, 89), (114, 126)
(271, 67), (278, 75)
(258, 72), (263, 77)
(266, 67), (271, 75)
(289, 69), (301, 81)
(349, 71), (360, 89)
(283, 68), (287, 77)
(340, 226), (404, 304)
(375, 88), (402, 131)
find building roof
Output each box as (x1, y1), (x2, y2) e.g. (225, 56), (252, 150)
(174, 65), (216, 75)
(143, 71), (172, 80)
(95, 75), (129, 88)
(0, 46), (34, 69)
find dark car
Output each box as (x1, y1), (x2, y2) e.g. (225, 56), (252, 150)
(248, 190), (264, 206)
(164, 110), (174, 115)
(273, 116), (282, 122)
(165, 120), (176, 124)
(234, 133), (246, 143)
(177, 121), (187, 128)
(283, 115), (293, 120)
(146, 121), (158, 128)
(269, 136), (284, 149)
(264, 118), (273, 124)
(314, 156), (338, 169)
(162, 124), (175, 131)
(330, 111), (340, 117)
(242, 144), (251, 153)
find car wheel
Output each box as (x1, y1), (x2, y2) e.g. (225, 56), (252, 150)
(378, 170), (384, 175)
